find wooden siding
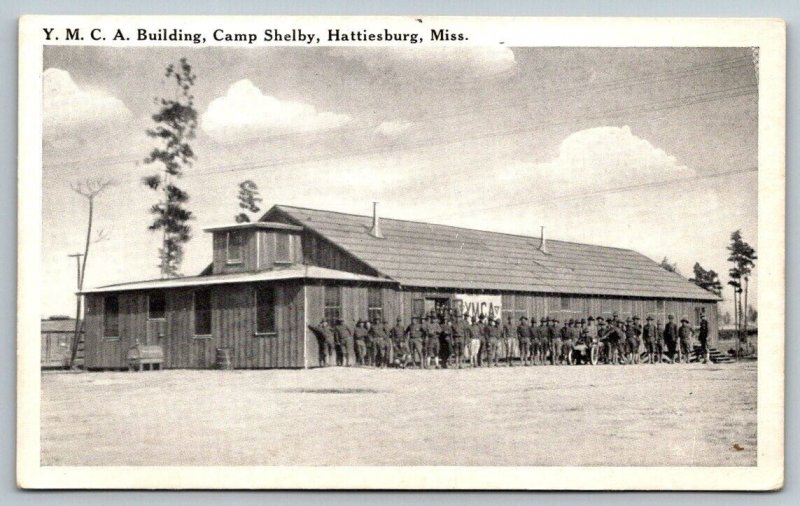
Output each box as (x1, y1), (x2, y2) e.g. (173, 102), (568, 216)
(212, 230), (259, 274)
(298, 231), (379, 276)
(258, 230), (303, 268)
(84, 283), (306, 369)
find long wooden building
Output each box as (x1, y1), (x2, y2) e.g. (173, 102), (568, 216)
(81, 204), (721, 369)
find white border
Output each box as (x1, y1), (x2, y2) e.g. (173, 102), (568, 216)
(17, 15), (785, 490)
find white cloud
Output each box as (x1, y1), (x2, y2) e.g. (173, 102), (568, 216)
(201, 79), (351, 143)
(329, 47), (516, 80)
(375, 120), (413, 137)
(43, 68), (132, 137)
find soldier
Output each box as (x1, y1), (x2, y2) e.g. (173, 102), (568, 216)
(642, 316), (658, 364)
(503, 316), (517, 366)
(604, 320), (623, 365)
(464, 316), (479, 367)
(390, 316), (408, 368)
(698, 313), (710, 364)
(440, 317), (453, 368)
(424, 315), (441, 369)
(450, 314), (467, 369)
(334, 318), (355, 367)
(363, 320), (374, 366)
(407, 317), (426, 368)
(630, 316), (643, 364)
(655, 319), (665, 364)
(624, 318), (636, 365)
(369, 318), (387, 368)
(517, 316), (532, 366)
(308, 319), (335, 367)
(545, 318), (557, 365)
(485, 318), (502, 366)
(663, 315), (679, 363)
(534, 317), (548, 365)
(353, 319), (368, 366)
(678, 317), (694, 364)
(476, 314), (489, 367)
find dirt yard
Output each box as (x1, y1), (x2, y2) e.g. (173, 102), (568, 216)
(40, 362), (756, 467)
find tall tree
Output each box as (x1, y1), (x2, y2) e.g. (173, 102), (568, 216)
(143, 58), (198, 277)
(68, 178), (115, 368)
(727, 230), (757, 357)
(235, 180), (262, 223)
(659, 256), (679, 274)
(689, 262), (723, 296)
(748, 305), (758, 325)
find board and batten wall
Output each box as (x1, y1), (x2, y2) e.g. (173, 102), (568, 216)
(84, 281), (306, 369)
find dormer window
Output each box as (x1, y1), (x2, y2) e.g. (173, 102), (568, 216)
(275, 232), (293, 264)
(226, 231), (244, 264)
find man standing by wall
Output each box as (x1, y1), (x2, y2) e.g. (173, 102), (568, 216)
(678, 317), (694, 364)
(334, 318), (354, 367)
(698, 313), (710, 363)
(503, 316), (517, 366)
(663, 314), (679, 363)
(643, 316), (658, 364)
(517, 316), (532, 366)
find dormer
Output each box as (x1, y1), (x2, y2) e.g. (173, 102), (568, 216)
(204, 222), (304, 274)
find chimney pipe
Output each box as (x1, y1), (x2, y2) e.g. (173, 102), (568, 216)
(369, 201), (384, 239)
(539, 226), (548, 254)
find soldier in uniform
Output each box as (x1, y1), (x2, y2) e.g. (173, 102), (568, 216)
(308, 319), (336, 367)
(698, 313), (710, 363)
(655, 319), (665, 363)
(678, 317), (694, 364)
(503, 316), (517, 366)
(424, 315), (441, 369)
(450, 314), (467, 369)
(623, 318), (636, 365)
(642, 316), (658, 364)
(369, 318), (387, 368)
(517, 316), (532, 366)
(485, 317), (502, 366)
(630, 316), (643, 364)
(390, 316), (408, 368)
(546, 318), (558, 365)
(604, 320), (624, 365)
(407, 317), (425, 368)
(363, 320), (374, 366)
(465, 316), (480, 367)
(663, 314), (679, 363)
(334, 318), (355, 367)
(534, 317), (548, 365)
(439, 316), (453, 368)
(353, 319), (368, 366)
(561, 319), (574, 365)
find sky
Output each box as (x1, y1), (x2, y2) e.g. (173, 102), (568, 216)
(41, 46), (758, 319)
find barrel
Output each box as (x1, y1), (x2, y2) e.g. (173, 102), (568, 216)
(215, 347), (233, 370)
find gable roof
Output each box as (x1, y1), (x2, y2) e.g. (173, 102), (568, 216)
(268, 205), (720, 301)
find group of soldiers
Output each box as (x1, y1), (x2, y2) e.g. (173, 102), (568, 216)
(309, 310), (711, 368)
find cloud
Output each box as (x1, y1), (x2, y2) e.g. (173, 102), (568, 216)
(375, 120), (413, 137)
(329, 47), (516, 81)
(43, 68), (132, 138)
(201, 79), (351, 143)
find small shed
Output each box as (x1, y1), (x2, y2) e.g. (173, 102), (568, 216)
(41, 317), (80, 368)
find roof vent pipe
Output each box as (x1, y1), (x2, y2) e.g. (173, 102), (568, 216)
(369, 201), (384, 239)
(539, 226), (548, 254)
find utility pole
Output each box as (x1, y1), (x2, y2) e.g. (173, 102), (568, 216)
(68, 253), (84, 369)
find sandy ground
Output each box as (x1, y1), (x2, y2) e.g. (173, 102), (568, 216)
(40, 362), (756, 466)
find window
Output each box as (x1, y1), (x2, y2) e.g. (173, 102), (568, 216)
(103, 295), (119, 338)
(255, 285), (276, 334)
(323, 286), (342, 324)
(275, 233), (293, 263)
(412, 298), (425, 319)
(560, 296), (570, 310)
(193, 289), (212, 336)
(148, 291), (166, 320)
(226, 231), (244, 264)
(367, 287), (383, 323)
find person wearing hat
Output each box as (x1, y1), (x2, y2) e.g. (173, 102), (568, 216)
(698, 313), (710, 363)
(485, 317), (502, 366)
(602, 319), (623, 365)
(353, 320), (368, 366)
(562, 319), (577, 365)
(466, 315), (482, 367)
(548, 318), (562, 365)
(624, 318), (639, 365)
(333, 318), (355, 367)
(663, 315), (679, 363)
(424, 315), (442, 369)
(642, 316), (659, 364)
(517, 316), (533, 366)
(503, 316), (518, 366)
(407, 317), (425, 368)
(390, 316), (408, 369)
(678, 317), (694, 364)
(369, 317), (389, 368)
(308, 319), (336, 367)
(450, 314), (467, 369)
(438, 316), (454, 369)
(631, 316), (643, 364)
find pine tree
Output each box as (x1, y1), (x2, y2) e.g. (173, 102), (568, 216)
(235, 180), (262, 223)
(727, 230), (757, 357)
(143, 58), (198, 277)
(689, 262), (723, 296)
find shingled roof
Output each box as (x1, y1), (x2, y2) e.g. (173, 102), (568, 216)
(268, 205), (720, 301)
